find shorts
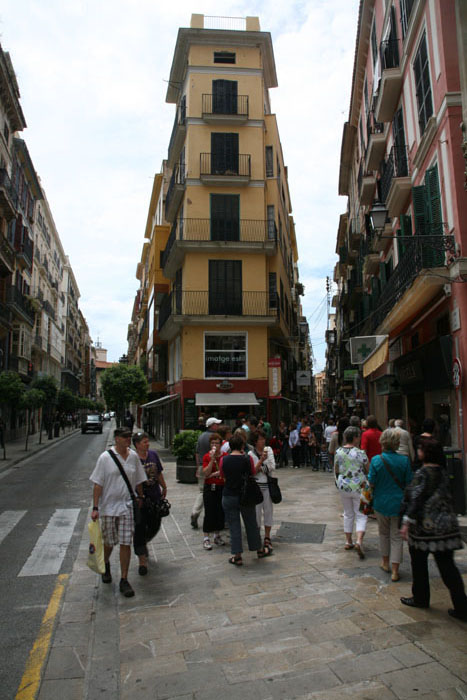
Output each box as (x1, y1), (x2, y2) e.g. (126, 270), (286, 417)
(100, 512), (134, 546)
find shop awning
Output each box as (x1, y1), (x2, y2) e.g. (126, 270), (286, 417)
(363, 338), (389, 378)
(195, 392), (259, 406)
(141, 394), (180, 409)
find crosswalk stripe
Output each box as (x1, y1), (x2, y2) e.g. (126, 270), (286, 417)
(18, 508), (80, 577)
(0, 510), (27, 546)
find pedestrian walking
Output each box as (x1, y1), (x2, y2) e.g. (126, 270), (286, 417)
(90, 427), (147, 597)
(201, 433), (225, 550)
(328, 417), (350, 470)
(249, 430), (276, 551)
(220, 434), (273, 566)
(399, 438), (467, 621)
(360, 415), (382, 462)
(277, 420), (289, 467)
(334, 426), (369, 559)
(288, 422), (300, 468)
(190, 417), (222, 529)
(394, 419), (415, 463)
(124, 411), (135, 431)
(368, 429), (412, 581)
(299, 418), (312, 467)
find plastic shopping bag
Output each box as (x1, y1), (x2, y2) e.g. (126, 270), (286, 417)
(87, 520), (105, 574)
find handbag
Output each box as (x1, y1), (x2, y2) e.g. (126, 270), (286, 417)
(87, 520), (105, 574)
(239, 456), (263, 507)
(107, 449), (142, 525)
(264, 464), (282, 504)
(359, 481), (374, 515)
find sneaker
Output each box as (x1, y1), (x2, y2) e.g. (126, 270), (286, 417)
(203, 538), (212, 550)
(214, 535), (225, 546)
(138, 565), (148, 576)
(119, 578), (135, 597)
(190, 515), (199, 529)
(102, 562), (112, 584)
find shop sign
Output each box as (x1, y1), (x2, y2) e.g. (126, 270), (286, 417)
(350, 336), (387, 364)
(268, 358), (281, 367)
(343, 369), (358, 380)
(296, 370), (311, 386)
(452, 358), (462, 389)
(183, 398), (198, 430)
(216, 380), (233, 392)
(375, 375), (399, 396)
(268, 357), (281, 396)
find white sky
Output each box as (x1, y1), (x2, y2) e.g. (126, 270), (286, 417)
(0, 0), (359, 370)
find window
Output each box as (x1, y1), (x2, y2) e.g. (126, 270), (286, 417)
(401, 0), (415, 39)
(205, 333), (246, 378)
(209, 260), (242, 315)
(214, 51), (236, 64)
(3, 122), (9, 144)
(412, 164), (444, 266)
(392, 107), (408, 176)
(267, 205), (276, 239)
(211, 133), (239, 174)
(265, 146), (274, 177)
(212, 80), (238, 114)
(413, 33), (433, 134)
(371, 21), (378, 67)
(210, 194), (239, 241)
(268, 272), (277, 308)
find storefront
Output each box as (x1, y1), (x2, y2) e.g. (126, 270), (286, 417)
(141, 394), (181, 448)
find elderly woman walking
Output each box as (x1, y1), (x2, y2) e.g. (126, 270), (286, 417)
(334, 426), (369, 559)
(368, 429), (412, 581)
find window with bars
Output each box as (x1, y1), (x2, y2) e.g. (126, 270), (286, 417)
(268, 272), (277, 308)
(265, 146), (274, 177)
(413, 33), (433, 134)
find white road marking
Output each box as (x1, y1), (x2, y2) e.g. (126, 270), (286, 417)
(169, 512), (196, 559)
(0, 510), (27, 545)
(160, 522), (176, 560)
(18, 508), (80, 577)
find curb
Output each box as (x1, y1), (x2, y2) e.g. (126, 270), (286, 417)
(0, 428), (81, 473)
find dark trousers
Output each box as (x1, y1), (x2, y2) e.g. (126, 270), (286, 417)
(203, 484), (224, 533)
(291, 446), (301, 468)
(409, 545), (467, 614)
(279, 441), (288, 467)
(222, 492), (261, 555)
(300, 441), (311, 466)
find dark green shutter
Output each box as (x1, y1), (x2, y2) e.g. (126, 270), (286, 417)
(212, 80), (238, 114)
(397, 213), (412, 257)
(209, 260), (242, 314)
(412, 185), (427, 236)
(424, 165), (444, 266)
(210, 194), (239, 241)
(379, 262), (387, 287)
(211, 133), (239, 174)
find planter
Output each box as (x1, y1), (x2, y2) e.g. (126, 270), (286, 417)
(176, 458), (198, 484)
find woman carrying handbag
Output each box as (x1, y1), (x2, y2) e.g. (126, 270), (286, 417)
(249, 429), (276, 551)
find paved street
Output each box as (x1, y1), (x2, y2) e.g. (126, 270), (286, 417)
(25, 436), (467, 700)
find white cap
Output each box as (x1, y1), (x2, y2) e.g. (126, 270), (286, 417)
(206, 417), (222, 428)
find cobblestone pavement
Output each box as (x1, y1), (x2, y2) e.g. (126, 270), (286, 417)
(39, 444), (467, 700)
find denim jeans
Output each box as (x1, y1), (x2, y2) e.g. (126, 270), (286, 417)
(222, 492), (262, 555)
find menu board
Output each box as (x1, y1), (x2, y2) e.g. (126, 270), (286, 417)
(184, 398), (198, 430)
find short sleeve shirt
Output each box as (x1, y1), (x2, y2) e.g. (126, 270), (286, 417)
(335, 446), (368, 492)
(140, 449), (163, 501)
(90, 448), (147, 516)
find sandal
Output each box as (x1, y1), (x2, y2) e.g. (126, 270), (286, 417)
(344, 543), (354, 550)
(229, 555), (243, 566)
(355, 543), (365, 560)
(264, 537), (273, 551)
(257, 545), (273, 558)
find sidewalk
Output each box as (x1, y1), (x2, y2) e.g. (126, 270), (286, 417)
(39, 439), (467, 700)
(0, 426), (81, 473)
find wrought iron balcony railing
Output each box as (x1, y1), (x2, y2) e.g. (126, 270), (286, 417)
(167, 100), (186, 160)
(158, 290), (277, 332)
(380, 38), (400, 70)
(200, 153), (251, 178)
(0, 167), (19, 211)
(366, 110), (385, 144)
(202, 93), (249, 118)
(165, 162), (186, 216)
(6, 286), (35, 325)
(160, 218), (275, 269)
(380, 145), (410, 203)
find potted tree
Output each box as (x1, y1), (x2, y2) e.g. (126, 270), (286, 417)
(173, 430), (201, 483)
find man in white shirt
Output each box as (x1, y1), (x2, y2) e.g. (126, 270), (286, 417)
(90, 427), (147, 597)
(324, 419), (337, 445)
(394, 419), (415, 462)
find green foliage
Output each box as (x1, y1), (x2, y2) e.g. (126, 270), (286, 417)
(95, 400), (105, 413)
(20, 388), (46, 410)
(31, 375), (58, 403)
(172, 430), (201, 460)
(101, 364), (148, 413)
(57, 388), (78, 413)
(0, 371), (25, 406)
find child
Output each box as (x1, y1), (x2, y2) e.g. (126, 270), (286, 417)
(319, 442), (330, 472)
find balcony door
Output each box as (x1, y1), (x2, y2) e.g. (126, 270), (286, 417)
(392, 107), (408, 176)
(210, 194), (240, 241)
(209, 260), (242, 315)
(212, 80), (238, 115)
(211, 133), (239, 175)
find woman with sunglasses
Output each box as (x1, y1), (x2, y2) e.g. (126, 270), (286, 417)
(132, 432), (167, 575)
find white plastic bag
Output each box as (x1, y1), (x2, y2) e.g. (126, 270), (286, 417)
(87, 520), (105, 574)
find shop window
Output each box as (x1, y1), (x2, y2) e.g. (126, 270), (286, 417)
(204, 333), (246, 378)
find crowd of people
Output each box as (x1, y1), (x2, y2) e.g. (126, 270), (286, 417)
(88, 412), (467, 622)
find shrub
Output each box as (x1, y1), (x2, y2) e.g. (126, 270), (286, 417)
(172, 430), (201, 460)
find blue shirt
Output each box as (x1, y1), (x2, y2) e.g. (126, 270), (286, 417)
(368, 451), (412, 517)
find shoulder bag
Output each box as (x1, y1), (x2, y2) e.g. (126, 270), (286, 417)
(264, 463), (282, 504)
(239, 456), (263, 507)
(107, 449), (142, 525)
(381, 456), (404, 490)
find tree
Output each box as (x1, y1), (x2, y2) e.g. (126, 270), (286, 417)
(20, 389), (46, 451)
(31, 375), (58, 442)
(101, 364), (148, 426)
(0, 371), (25, 458)
(57, 388), (78, 414)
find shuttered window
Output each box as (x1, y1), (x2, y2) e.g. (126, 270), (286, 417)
(211, 133), (239, 175)
(265, 146), (274, 177)
(392, 107), (408, 176)
(413, 33), (433, 134)
(269, 273), (277, 308)
(210, 194), (240, 241)
(212, 80), (238, 114)
(208, 260), (242, 315)
(413, 165), (444, 266)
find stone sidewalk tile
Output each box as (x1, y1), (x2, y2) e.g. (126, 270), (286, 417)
(329, 648), (405, 684)
(194, 679), (273, 700)
(43, 645), (87, 680)
(389, 642), (434, 667)
(221, 649), (292, 683)
(380, 662), (462, 698)
(38, 678), (84, 700)
(307, 679), (398, 699)
(266, 666), (342, 698)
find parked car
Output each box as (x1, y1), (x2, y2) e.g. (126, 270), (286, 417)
(109, 411), (116, 418)
(81, 414), (103, 434)
(103, 413), (110, 421)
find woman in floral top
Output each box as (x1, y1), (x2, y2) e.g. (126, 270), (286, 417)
(334, 426), (369, 558)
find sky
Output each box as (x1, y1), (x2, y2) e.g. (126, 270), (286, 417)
(0, 0), (359, 370)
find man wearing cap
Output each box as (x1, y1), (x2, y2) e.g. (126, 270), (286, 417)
(190, 417), (222, 529)
(90, 427), (147, 598)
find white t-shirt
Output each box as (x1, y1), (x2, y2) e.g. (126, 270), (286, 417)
(90, 447), (147, 517)
(249, 446), (275, 484)
(220, 441), (230, 455)
(324, 425), (337, 444)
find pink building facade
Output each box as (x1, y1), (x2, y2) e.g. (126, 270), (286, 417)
(334, 0), (467, 502)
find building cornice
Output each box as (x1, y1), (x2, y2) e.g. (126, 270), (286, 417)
(0, 47), (27, 132)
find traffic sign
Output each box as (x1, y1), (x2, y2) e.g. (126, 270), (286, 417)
(452, 358), (462, 389)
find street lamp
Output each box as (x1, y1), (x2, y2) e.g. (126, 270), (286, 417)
(369, 200), (388, 232)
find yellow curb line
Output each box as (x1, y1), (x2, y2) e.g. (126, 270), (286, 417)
(15, 573), (69, 700)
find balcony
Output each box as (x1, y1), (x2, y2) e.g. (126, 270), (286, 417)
(200, 153), (251, 186)
(361, 234), (380, 278)
(370, 235), (455, 333)
(201, 94), (249, 124)
(348, 218), (361, 251)
(0, 235), (15, 277)
(167, 100), (186, 168)
(43, 299), (56, 320)
(380, 145), (411, 217)
(358, 160), (377, 205)
(15, 234), (34, 270)
(365, 112), (387, 170)
(374, 39), (403, 123)
(158, 290), (278, 341)
(348, 267), (363, 305)
(165, 163), (186, 222)
(0, 168), (18, 221)
(6, 286), (35, 326)
(161, 218), (277, 277)
(9, 354), (33, 379)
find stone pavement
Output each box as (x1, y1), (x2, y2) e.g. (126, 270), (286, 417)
(38, 440), (467, 700)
